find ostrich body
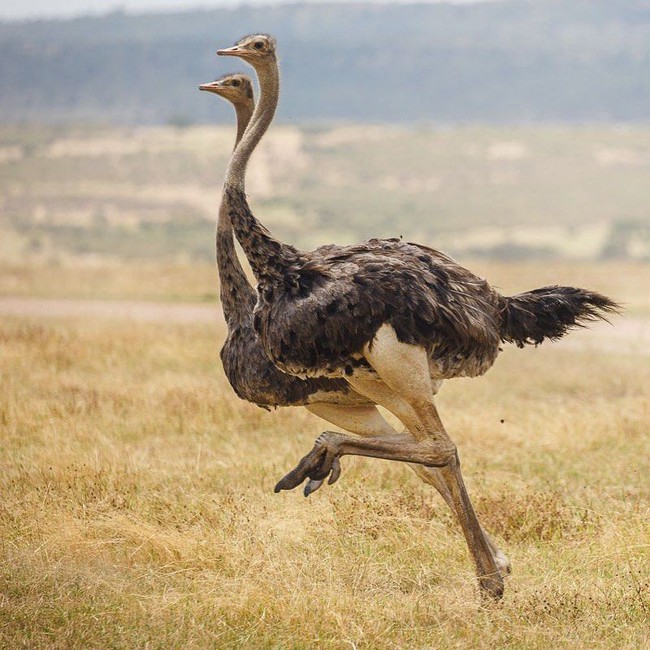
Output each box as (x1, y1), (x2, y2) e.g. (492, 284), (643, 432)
(217, 35), (618, 599)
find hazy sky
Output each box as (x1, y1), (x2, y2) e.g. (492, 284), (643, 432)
(0, 0), (489, 22)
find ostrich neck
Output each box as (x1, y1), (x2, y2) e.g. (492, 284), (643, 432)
(224, 63), (279, 192)
(233, 101), (253, 146)
(217, 99), (256, 326)
(223, 59), (302, 284)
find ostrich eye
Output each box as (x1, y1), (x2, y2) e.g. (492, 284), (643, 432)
(231, 79), (241, 87)
(253, 41), (264, 50)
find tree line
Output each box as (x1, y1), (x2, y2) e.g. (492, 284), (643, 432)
(1, 0), (649, 125)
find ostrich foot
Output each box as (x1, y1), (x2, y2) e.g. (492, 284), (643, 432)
(479, 572), (505, 603)
(275, 433), (342, 496)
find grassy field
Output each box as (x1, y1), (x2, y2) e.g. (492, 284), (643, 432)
(1, 263), (649, 648)
(1, 124), (649, 262)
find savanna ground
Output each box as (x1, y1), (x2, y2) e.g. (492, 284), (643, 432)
(1, 261), (649, 649)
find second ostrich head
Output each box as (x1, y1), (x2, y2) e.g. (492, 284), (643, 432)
(199, 73), (254, 104)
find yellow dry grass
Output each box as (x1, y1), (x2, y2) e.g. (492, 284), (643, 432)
(1, 307), (648, 648)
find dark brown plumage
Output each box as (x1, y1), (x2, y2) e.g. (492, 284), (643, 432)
(226, 187), (618, 380)
(204, 77), (513, 583)
(498, 286), (619, 348)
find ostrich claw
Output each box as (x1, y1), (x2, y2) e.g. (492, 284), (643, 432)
(274, 436), (342, 496)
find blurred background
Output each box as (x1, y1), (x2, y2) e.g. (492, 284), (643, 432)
(0, 0), (648, 280)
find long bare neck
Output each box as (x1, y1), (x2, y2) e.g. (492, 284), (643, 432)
(217, 99), (256, 326)
(225, 64), (279, 192)
(223, 59), (302, 284)
(234, 101), (253, 145)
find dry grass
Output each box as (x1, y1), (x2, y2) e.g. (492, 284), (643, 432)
(1, 310), (648, 649)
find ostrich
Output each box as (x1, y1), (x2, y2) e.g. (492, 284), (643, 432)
(199, 72), (511, 574)
(216, 35), (618, 599)
(199, 73), (358, 412)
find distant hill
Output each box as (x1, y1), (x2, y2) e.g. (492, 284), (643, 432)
(1, 0), (649, 124)
(1, 123), (649, 263)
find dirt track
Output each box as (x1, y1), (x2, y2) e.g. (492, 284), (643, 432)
(0, 296), (647, 354)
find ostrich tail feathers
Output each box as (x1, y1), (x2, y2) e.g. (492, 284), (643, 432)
(499, 286), (621, 348)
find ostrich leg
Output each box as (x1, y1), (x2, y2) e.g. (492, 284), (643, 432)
(298, 404), (511, 580)
(409, 464), (510, 577)
(278, 326), (504, 599)
(358, 325), (503, 599)
(276, 426), (503, 599)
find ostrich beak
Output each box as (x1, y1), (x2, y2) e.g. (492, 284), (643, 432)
(199, 82), (220, 92)
(217, 45), (242, 57)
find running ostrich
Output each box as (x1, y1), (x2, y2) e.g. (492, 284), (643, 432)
(217, 35), (618, 599)
(199, 72), (511, 575)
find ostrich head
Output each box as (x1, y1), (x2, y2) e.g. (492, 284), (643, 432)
(199, 73), (254, 105)
(217, 34), (277, 66)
